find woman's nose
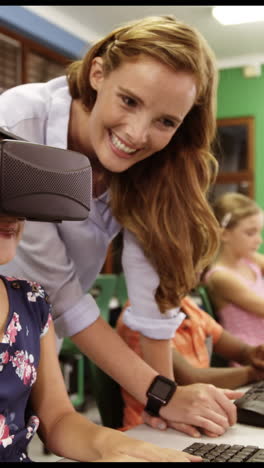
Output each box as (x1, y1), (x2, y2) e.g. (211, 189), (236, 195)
(125, 114), (150, 147)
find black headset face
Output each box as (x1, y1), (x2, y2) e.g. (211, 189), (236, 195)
(0, 128), (92, 222)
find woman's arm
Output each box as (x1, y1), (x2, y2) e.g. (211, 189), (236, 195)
(140, 335), (174, 379)
(31, 321), (200, 462)
(72, 316), (243, 438)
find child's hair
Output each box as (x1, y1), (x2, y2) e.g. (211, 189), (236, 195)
(212, 192), (262, 230)
(67, 15), (220, 311)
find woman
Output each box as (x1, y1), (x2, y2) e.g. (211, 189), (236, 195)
(0, 15), (242, 437)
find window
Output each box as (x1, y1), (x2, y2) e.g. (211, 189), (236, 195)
(0, 24), (71, 89)
(26, 51), (66, 83)
(0, 32), (21, 93)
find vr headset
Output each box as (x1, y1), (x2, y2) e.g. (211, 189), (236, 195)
(0, 127), (92, 222)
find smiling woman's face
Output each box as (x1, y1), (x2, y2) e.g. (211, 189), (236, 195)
(77, 54), (197, 173)
(0, 216), (24, 265)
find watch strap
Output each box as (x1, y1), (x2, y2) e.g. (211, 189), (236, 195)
(144, 396), (163, 417)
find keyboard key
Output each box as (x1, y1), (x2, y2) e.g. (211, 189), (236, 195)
(183, 442), (264, 463)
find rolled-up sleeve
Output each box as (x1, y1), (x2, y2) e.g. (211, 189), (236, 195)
(122, 229), (185, 339)
(0, 221), (100, 338)
(55, 292), (100, 338)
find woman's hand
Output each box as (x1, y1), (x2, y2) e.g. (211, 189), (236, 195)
(95, 432), (202, 462)
(142, 410), (202, 438)
(139, 385), (245, 438)
(159, 383), (244, 437)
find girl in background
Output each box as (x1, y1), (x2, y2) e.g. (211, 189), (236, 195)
(205, 192), (264, 350)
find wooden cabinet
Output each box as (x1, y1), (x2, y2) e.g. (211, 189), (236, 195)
(209, 116), (255, 201)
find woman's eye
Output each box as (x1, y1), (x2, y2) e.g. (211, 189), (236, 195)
(122, 95), (137, 107)
(161, 118), (176, 128)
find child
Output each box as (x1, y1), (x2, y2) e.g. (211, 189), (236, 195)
(0, 214), (201, 462)
(117, 295), (264, 429)
(205, 192), (264, 348)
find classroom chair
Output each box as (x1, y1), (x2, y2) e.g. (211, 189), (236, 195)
(115, 272), (128, 308)
(90, 273), (118, 322)
(59, 274), (118, 412)
(196, 285), (228, 368)
(196, 284), (216, 320)
(86, 357), (124, 429)
(59, 337), (86, 412)
(108, 272), (128, 327)
(86, 273), (125, 429)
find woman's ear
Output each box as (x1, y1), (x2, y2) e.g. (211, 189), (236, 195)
(90, 57), (104, 91)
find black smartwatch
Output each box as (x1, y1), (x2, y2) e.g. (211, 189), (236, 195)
(144, 375), (177, 417)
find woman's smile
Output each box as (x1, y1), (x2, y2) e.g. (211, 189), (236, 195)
(109, 130), (139, 159)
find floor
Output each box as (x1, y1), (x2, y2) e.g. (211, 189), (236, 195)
(28, 395), (102, 462)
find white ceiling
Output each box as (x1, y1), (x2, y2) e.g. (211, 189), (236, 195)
(24, 5), (264, 69)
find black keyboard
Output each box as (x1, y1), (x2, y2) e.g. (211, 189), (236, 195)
(183, 442), (264, 462)
(234, 380), (264, 427)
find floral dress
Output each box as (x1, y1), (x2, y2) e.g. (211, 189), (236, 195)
(0, 276), (51, 462)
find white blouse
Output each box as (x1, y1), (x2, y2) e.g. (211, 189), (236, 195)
(0, 76), (184, 339)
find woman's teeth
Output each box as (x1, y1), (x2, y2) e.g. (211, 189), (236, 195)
(111, 133), (137, 154)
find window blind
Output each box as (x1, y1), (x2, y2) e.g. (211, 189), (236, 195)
(0, 32), (21, 94)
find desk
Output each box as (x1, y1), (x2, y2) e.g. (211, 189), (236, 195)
(58, 384), (264, 461)
(126, 384), (264, 450)
(126, 422), (264, 451)
(59, 422), (264, 462)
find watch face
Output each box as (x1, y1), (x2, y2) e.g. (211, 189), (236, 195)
(145, 376), (177, 416)
(150, 379), (174, 400)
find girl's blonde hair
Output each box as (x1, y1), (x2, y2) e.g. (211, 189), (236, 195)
(213, 192), (262, 231)
(67, 15), (220, 311)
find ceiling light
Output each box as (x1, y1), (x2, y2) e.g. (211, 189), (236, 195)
(212, 6), (264, 25)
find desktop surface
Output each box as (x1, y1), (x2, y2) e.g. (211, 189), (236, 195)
(126, 383), (264, 452)
(126, 421), (264, 452)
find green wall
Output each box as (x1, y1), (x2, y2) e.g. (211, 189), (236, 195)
(217, 66), (264, 206)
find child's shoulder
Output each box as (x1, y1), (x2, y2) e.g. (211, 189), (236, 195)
(3, 275), (41, 287)
(204, 264), (230, 282)
(204, 264), (244, 294)
(3, 276), (51, 327)
(2, 276), (47, 297)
